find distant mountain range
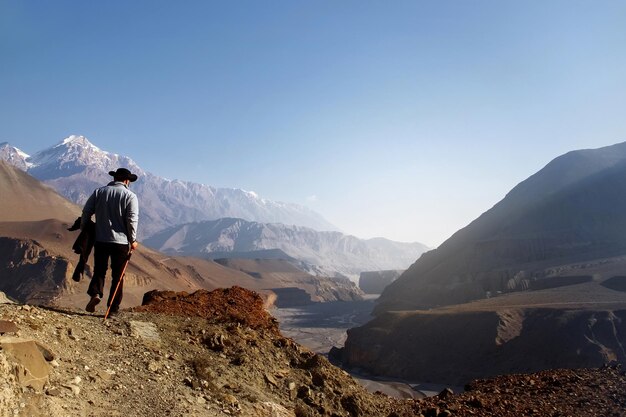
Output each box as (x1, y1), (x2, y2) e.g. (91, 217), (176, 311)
(1, 135), (428, 280)
(0, 136), (338, 238)
(144, 217), (428, 279)
(376, 140), (626, 312)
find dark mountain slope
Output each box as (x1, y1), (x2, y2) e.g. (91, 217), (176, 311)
(377, 142), (626, 312)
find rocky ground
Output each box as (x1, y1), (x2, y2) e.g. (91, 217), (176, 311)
(1, 287), (626, 417)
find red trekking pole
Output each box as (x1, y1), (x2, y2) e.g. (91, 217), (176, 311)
(103, 251), (133, 321)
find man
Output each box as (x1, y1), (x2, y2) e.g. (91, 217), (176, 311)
(81, 168), (139, 315)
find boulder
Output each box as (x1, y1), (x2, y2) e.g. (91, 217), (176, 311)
(0, 337), (51, 391)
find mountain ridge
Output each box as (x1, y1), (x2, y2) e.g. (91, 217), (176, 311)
(0, 136), (338, 238)
(144, 217), (428, 280)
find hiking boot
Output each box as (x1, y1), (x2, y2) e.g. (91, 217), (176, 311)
(85, 296), (101, 313)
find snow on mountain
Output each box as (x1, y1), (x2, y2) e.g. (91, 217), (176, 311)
(0, 135), (338, 238)
(144, 217), (430, 279)
(0, 142), (32, 171)
(28, 135), (143, 180)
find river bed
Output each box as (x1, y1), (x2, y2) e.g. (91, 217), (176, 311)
(272, 297), (458, 399)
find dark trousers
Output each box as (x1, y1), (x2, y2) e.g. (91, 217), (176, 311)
(88, 242), (130, 312)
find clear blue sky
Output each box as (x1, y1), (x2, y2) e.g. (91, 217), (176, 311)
(2, 1), (626, 246)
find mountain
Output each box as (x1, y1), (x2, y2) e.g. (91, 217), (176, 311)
(358, 270), (403, 294)
(0, 136), (338, 238)
(376, 141), (626, 312)
(338, 141), (626, 385)
(0, 161), (361, 307)
(143, 217), (429, 279)
(0, 142), (31, 171)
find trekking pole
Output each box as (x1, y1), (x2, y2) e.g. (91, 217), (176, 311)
(103, 251), (133, 321)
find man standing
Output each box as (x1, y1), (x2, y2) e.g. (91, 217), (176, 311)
(81, 168), (139, 315)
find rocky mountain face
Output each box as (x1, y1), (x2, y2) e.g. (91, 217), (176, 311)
(358, 270), (403, 294)
(340, 255), (626, 385)
(0, 136), (338, 238)
(342, 307), (626, 386)
(377, 141), (626, 312)
(2, 290), (626, 417)
(144, 218), (428, 280)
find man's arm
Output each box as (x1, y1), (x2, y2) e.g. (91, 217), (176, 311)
(126, 193), (139, 250)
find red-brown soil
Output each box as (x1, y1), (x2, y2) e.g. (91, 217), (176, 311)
(134, 286), (279, 333)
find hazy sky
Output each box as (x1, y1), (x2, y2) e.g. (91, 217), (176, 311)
(1, 1), (626, 246)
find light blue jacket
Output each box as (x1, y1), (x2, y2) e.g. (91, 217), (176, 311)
(81, 181), (139, 245)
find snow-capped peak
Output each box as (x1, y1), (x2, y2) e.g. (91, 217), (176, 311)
(0, 142), (32, 171)
(59, 135), (102, 152)
(27, 135), (142, 180)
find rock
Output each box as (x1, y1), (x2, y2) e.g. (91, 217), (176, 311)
(297, 386), (312, 400)
(340, 395), (362, 416)
(97, 369), (114, 381)
(148, 361), (161, 372)
(0, 320), (18, 335)
(205, 332), (227, 351)
(424, 407), (440, 417)
(0, 336), (50, 391)
(223, 394), (238, 406)
(437, 388), (454, 399)
(0, 291), (15, 304)
(264, 373), (279, 387)
(251, 401), (296, 417)
(129, 321), (161, 343)
(34, 341), (56, 362)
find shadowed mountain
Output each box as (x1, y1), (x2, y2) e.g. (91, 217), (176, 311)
(339, 141), (626, 385)
(376, 141), (626, 312)
(143, 217), (428, 280)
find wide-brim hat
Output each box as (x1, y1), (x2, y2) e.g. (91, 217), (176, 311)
(109, 168), (138, 182)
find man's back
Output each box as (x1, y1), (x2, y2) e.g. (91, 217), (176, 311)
(82, 181), (139, 244)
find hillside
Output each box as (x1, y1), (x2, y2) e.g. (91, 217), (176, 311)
(2, 289), (626, 417)
(377, 141), (626, 312)
(0, 160), (79, 222)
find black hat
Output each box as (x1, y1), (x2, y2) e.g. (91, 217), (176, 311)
(109, 168), (138, 182)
